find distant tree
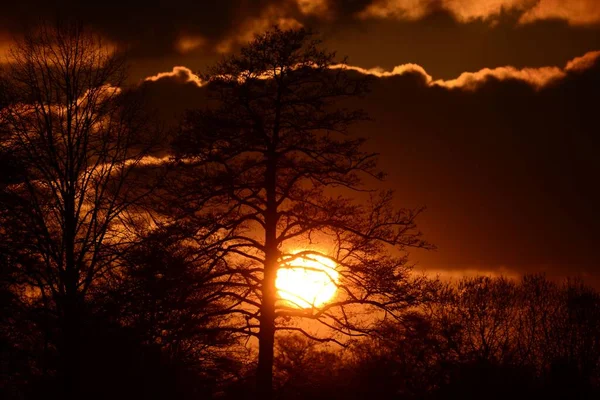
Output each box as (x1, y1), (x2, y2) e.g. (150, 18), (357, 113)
(0, 22), (153, 398)
(346, 313), (448, 399)
(547, 279), (600, 396)
(423, 275), (600, 399)
(273, 333), (341, 400)
(434, 276), (519, 364)
(170, 27), (432, 398)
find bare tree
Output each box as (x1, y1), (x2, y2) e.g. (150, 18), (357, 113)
(112, 224), (249, 377)
(434, 277), (519, 364)
(0, 22), (153, 398)
(273, 333), (341, 399)
(169, 27), (432, 398)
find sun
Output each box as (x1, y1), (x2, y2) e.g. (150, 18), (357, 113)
(276, 252), (339, 308)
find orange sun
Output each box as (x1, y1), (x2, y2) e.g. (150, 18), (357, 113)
(276, 252), (339, 308)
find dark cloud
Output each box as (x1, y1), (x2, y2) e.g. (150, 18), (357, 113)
(1, 1), (599, 82)
(137, 66), (207, 136)
(323, 10), (600, 79)
(326, 0), (377, 16)
(0, 0), (286, 57)
(357, 0), (600, 26)
(139, 50), (600, 283)
(360, 54), (600, 282)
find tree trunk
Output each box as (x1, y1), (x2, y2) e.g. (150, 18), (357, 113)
(62, 190), (80, 400)
(62, 296), (80, 400)
(257, 252), (277, 399)
(257, 147), (279, 399)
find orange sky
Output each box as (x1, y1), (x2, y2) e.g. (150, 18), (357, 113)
(2, 1), (599, 285)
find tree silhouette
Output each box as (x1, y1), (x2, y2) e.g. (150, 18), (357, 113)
(0, 22), (154, 398)
(170, 27), (432, 398)
(114, 224), (248, 377)
(273, 333), (342, 400)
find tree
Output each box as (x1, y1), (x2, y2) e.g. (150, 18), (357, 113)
(111, 224), (249, 395)
(0, 22), (153, 398)
(437, 276), (519, 364)
(273, 333), (342, 400)
(170, 27), (432, 398)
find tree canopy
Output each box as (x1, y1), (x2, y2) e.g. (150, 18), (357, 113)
(168, 26), (432, 398)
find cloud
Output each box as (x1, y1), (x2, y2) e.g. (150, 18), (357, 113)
(144, 66), (203, 87)
(0, 1), (598, 82)
(295, 0), (331, 16)
(136, 48), (600, 281)
(361, 53), (600, 278)
(215, 5), (304, 54)
(434, 50), (600, 89)
(434, 65), (566, 90)
(359, 0), (600, 25)
(358, 0), (433, 20)
(332, 50), (600, 90)
(175, 35), (207, 55)
(331, 62), (433, 83)
(144, 52), (598, 94)
(0, 1), (292, 57)
(444, 0), (532, 22)
(565, 50), (600, 72)
(520, 0), (600, 26)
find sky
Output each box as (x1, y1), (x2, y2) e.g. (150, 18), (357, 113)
(2, 0), (599, 283)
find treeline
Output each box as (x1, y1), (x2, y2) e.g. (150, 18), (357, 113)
(238, 275), (600, 400)
(1, 22), (599, 400)
(3, 267), (600, 399)
(341, 275), (600, 400)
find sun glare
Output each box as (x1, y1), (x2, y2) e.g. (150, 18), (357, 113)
(276, 252), (339, 308)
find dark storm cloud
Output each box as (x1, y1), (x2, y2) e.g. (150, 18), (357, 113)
(1, 1), (600, 82)
(139, 50), (600, 283)
(139, 66), (206, 128)
(359, 54), (600, 282)
(323, 10), (600, 79)
(0, 0), (290, 57)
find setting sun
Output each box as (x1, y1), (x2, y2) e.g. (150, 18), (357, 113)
(276, 252), (339, 308)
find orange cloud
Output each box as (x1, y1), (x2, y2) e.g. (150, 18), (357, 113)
(444, 0), (530, 21)
(434, 50), (600, 89)
(359, 0), (600, 25)
(295, 0), (330, 16)
(434, 65), (566, 90)
(331, 62), (433, 83)
(340, 50), (600, 90)
(216, 6), (303, 54)
(359, 0), (432, 20)
(143, 50), (600, 92)
(520, 0), (600, 26)
(144, 66), (203, 87)
(565, 50), (600, 72)
(175, 35), (206, 54)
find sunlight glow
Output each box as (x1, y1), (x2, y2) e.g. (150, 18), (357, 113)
(276, 252), (339, 308)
